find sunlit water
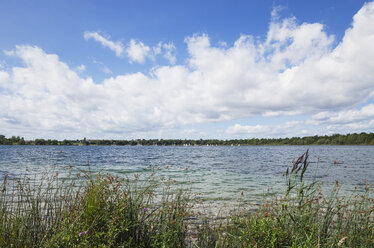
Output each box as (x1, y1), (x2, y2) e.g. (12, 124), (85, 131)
(1, 145), (373, 213)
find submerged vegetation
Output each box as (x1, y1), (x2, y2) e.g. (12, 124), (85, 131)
(1, 151), (373, 247)
(1, 132), (374, 146)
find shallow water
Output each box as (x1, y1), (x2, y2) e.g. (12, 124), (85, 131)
(1, 145), (373, 210)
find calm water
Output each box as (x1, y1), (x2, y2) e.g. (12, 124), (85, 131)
(1, 145), (373, 209)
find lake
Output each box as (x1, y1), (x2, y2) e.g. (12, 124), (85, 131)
(1, 145), (373, 212)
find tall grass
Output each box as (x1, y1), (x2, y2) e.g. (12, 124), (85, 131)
(1, 151), (373, 247)
(1, 167), (192, 247)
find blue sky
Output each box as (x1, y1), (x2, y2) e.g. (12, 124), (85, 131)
(1, 0), (374, 139)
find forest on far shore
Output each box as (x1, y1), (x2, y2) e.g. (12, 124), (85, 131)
(1, 132), (374, 146)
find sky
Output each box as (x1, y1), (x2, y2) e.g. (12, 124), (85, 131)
(1, 0), (374, 140)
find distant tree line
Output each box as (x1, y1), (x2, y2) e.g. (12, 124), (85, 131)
(1, 133), (374, 146)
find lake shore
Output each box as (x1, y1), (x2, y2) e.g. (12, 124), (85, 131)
(1, 151), (373, 247)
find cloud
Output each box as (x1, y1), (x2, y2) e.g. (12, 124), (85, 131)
(307, 104), (374, 133)
(160, 42), (176, 64)
(101, 67), (113, 75)
(84, 31), (124, 56)
(92, 59), (112, 74)
(226, 121), (306, 137)
(126, 40), (176, 64)
(0, 70), (9, 85)
(326, 120), (374, 133)
(312, 104), (374, 124)
(2, 2), (374, 138)
(83, 30), (176, 64)
(0, 45), (103, 138)
(0, 60), (6, 69)
(82, 31), (152, 64)
(75, 64), (85, 72)
(126, 39), (151, 64)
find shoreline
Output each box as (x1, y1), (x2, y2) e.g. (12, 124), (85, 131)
(1, 150), (373, 247)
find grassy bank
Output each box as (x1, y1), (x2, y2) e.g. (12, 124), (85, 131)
(1, 151), (373, 247)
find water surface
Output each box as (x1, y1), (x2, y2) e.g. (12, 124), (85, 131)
(1, 145), (373, 210)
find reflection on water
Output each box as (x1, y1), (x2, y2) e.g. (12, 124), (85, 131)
(1, 145), (373, 208)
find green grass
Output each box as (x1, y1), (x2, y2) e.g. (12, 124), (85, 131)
(1, 151), (373, 247)
(1, 167), (192, 247)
